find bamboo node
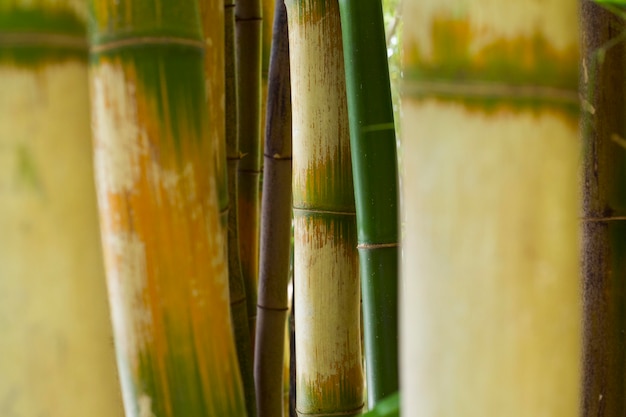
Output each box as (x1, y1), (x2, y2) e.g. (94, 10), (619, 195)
(357, 242), (399, 249)
(296, 403), (364, 416)
(582, 216), (626, 222)
(292, 207), (356, 216)
(90, 37), (204, 53)
(0, 33), (87, 49)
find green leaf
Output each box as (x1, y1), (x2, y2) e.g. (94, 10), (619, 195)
(362, 392), (400, 417)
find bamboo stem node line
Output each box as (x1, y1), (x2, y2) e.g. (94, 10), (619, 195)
(257, 304), (290, 312)
(295, 404), (364, 417)
(232, 295), (248, 306)
(357, 242), (399, 249)
(264, 153), (292, 160)
(90, 37), (204, 53)
(402, 80), (579, 103)
(0, 33), (87, 49)
(360, 122), (395, 134)
(581, 216), (626, 222)
(292, 207), (357, 216)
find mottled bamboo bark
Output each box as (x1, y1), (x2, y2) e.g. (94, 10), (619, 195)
(88, 1), (246, 415)
(286, 0), (363, 415)
(0, 2), (124, 416)
(580, 1), (626, 415)
(401, 1), (580, 415)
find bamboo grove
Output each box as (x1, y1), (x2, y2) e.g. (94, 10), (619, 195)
(4, 0), (626, 416)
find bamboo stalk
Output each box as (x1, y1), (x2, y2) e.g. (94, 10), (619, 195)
(580, 2), (626, 415)
(286, 0), (363, 415)
(400, 1), (580, 415)
(338, 0), (399, 408)
(236, 0), (263, 347)
(224, 0), (258, 411)
(0, 2), (124, 416)
(88, 1), (246, 415)
(255, 0), (292, 415)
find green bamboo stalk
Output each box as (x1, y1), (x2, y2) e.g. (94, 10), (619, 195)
(207, 0), (254, 415)
(224, 0), (257, 411)
(338, 0), (399, 408)
(255, 0), (292, 415)
(580, 2), (626, 415)
(286, 0), (364, 415)
(236, 0), (263, 346)
(400, 1), (580, 415)
(88, 1), (246, 415)
(0, 2), (124, 415)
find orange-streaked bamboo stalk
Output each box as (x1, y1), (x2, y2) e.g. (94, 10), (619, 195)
(0, 2), (124, 416)
(88, 1), (246, 415)
(286, 0), (364, 415)
(401, 1), (580, 415)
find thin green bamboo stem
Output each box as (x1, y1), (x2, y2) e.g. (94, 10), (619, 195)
(236, 0), (263, 346)
(580, 2), (626, 415)
(338, 0), (399, 408)
(286, 0), (363, 415)
(255, 0), (292, 415)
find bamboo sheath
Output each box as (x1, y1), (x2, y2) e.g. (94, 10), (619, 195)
(580, 2), (626, 416)
(236, 0), (263, 347)
(255, 0), (292, 415)
(286, 0), (363, 415)
(401, 1), (580, 415)
(0, 2), (124, 416)
(338, 0), (400, 408)
(88, 1), (246, 415)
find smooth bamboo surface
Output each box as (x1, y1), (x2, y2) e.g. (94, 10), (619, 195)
(0, 2), (124, 416)
(401, 1), (580, 415)
(338, 0), (399, 407)
(255, 0), (292, 415)
(580, 2), (626, 415)
(236, 0), (263, 347)
(88, 1), (246, 415)
(286, 0), (363, 415)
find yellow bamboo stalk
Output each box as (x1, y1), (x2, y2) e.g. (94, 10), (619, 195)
(401, 1), (580, 415)
(0, 1), (124, 416)
(286, 0), (363, 415)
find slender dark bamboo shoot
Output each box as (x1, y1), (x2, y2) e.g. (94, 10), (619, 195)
(255, 0), (292, 415)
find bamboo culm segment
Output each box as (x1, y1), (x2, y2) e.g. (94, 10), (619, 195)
(225, 0), (257, 412)
(338, 0), (399, 407)
(401, 1), (580, 415)
(580, 2), (626, 416)
(88, 1), (246, 415)
(286, 0), (363, 415)
(0, 3), (124, 415)
(255, 0), (292, 415)
(236, 0), (263, 351)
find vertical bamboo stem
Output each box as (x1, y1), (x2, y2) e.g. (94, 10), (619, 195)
(580, 1), (626, 415)
(236, 0), (263, 347)
(401, 1), (580, 415)
(0, 2), (124, 415)
(88, 1), (246, 415)
(286, 0), (363, 415)
(255, 0), (292, 415)
(338, 0), (400, 407)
